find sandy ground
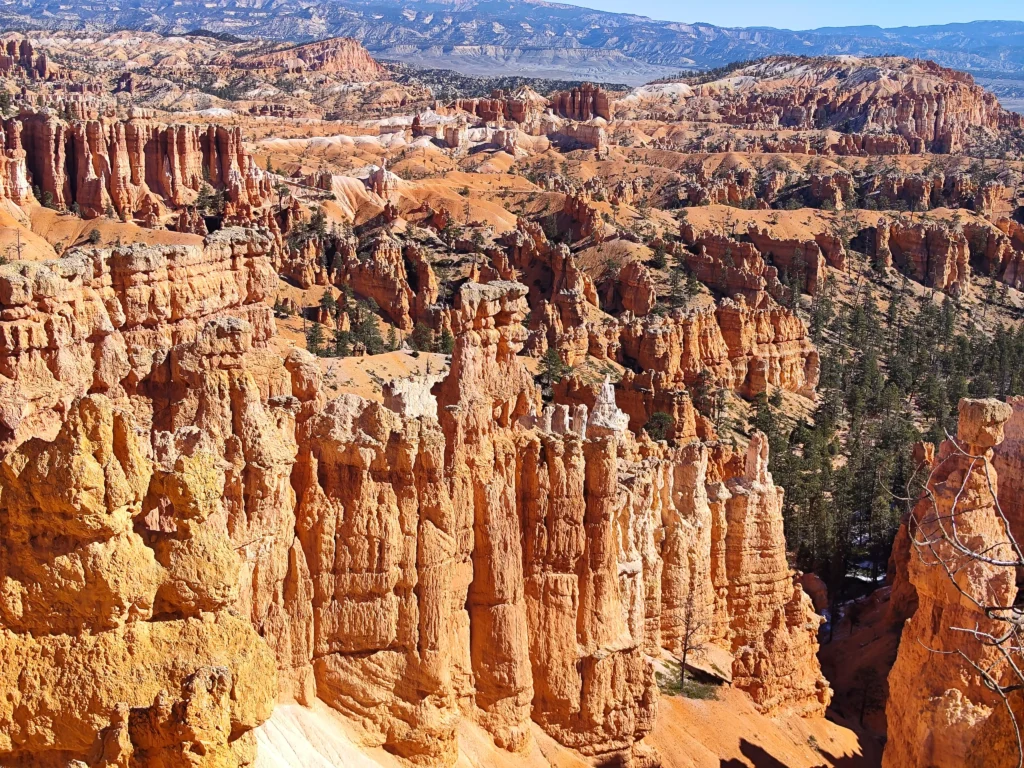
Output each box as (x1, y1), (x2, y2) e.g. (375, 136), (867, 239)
(653, 688), (873, 768)
(254, 701), (590, 768)
(254, 686), (875, 768)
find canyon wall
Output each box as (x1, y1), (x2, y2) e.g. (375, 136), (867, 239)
(4, 110), (271, 220)
(0, 236), (830, 765)
(668, 57), (1022, 154)
(0, 229), (287, 766)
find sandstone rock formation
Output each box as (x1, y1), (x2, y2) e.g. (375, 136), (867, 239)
(0, 225), (831, 766)
(618, 295), (820, 399)
(240, 37), (384, 79)
(884, 398), (1020, 768)
(10, 111), (271, 220)
(449, 87), (546, 127)
(992, 396), (1024, 541)
(640, 57), (1022, 155)
(550, 83), (613, 122)
(0, 228), (278, 452)
(0, 226), (305, 765)
(552, 122), (609, 155)
(681, 220), (841, 301)
(0, 37), (61, 80)
(874, 217), (971, 296)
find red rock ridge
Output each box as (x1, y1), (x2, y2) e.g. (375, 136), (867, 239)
(9, 111), (271, 220)
(239, 36), (384, 79)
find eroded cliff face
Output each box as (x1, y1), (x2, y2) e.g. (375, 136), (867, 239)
(992, 396), (1024, 541)
(618, 296), (820, 400)
(884, 399), (1020, 768)
(0, 230), (288, 765)
(0, 235), (830, 766)
(9, 111), (271, 220)
(636, 56), (1020, 155)
(239, 36), (385, 78)
(286, 283), (828, 766)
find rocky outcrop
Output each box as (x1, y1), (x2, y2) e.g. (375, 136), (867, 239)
(240, 36), (384, 79)
(884, 398), (1019, 768)
(0, 238), (832, 765)
(561, 190), (605, 241)
(551, 122), (608, 155)
(809, 170), (854, 210)
(603, 258), (657, 316)
(992, 396), (1024, 542)
(443, 118), (469, 152)
(0, 37), (61, 79)
(365, 164), (403, 201)
(554, 371), (706, 441)
(450, 87), (545, 126)
(14, 111), (271, 220)
(0, 227), (278, 452)
(0, 227), (296, 765)
(550, 83), (613, 122)
(619, 295), (820, 399)
(863, 169), (1010, 215)
(830, 133), (913, 156)
(672, 57), (1020, 154)
(874, 218), (971, 296)
(330, 233), (417, 330)
(681, 221), (846, 300)
(287, 282), (828, 765)
(499, 219), (599, 364)
(723, 434), (831, 715)
(0, 117), (30, 205)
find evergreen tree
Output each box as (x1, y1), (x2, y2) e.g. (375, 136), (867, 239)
(320, 289), (337, 315)
(332, 328), (352, 357)
(410, 322), (434, 352)
(438, 328), (455, 355)
(306, 322), (325, 356)
(352, 302), (385, 355)
(644, 411), (674, 442)
(538, 347), (569, 386)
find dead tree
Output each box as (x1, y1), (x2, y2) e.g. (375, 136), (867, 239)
(902, 400), (1024, 767)
(678, 582), (710, 688)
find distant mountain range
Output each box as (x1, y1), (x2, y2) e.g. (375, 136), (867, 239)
(9, 0), (1024, 86)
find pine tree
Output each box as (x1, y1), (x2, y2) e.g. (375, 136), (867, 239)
(332, 328), (351, 357)
(306, 322), (325, 356)
(438, 328), (455, 355)
(352, 302), (385, 355)
(538, 347), (569, 386)
(410, 322), (434, 352)
(644, 411), (674, 442)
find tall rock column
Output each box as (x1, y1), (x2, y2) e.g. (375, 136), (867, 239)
(992, 395), (1024, 542)
(724, 434), (831, 716)
(435, 281), (537, 752)
(884, 398), (1019, 768)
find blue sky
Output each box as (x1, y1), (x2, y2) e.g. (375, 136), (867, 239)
(562, 1), (1024, 30)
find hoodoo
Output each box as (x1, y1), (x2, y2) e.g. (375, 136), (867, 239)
(0, 14), (1024, 768)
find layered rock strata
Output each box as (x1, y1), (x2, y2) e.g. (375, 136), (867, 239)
(0, 230), (288, 766)
(550, 83), (613, 122)
(239, 36), (384, 78)
(884, 398), (1021, 768)
(12, 111), (271, 220)
(0, 233), (831, 765)
(618, 296), (820, 399)
(663, 57), (1021, 154)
